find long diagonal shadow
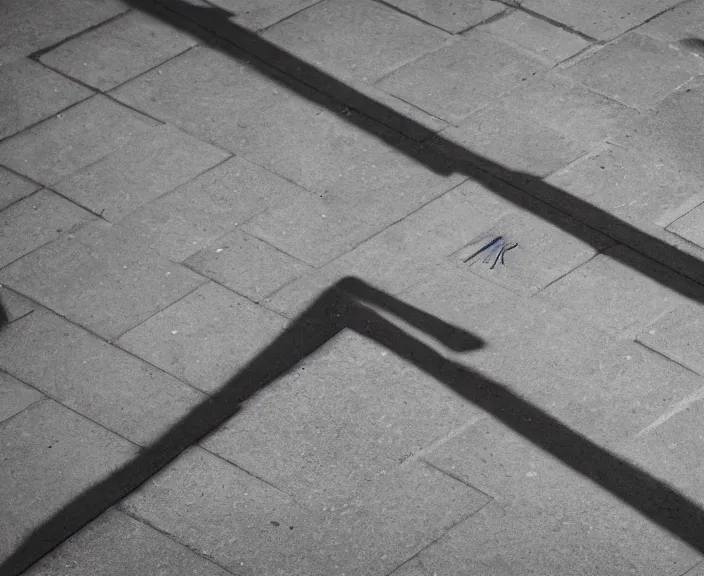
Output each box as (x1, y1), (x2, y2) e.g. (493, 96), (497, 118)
(121, 0), (704, 298)
(3, 277), (704, 575)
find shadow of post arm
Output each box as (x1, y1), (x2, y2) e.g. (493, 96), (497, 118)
(347, 302), (704, 553)
(3, 278), (704, 576)
(336, 276), (484, 351)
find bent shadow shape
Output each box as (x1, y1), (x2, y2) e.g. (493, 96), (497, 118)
(2, 277), (704, 575)
(7, 2), (704, 573)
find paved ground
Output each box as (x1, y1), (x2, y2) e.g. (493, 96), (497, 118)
(3, 0), (704, 574)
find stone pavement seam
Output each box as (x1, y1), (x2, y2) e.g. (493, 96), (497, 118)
(198, 444), (295, 497)
(532, 246), (605, 296)
(0, 351), (185, 450)
(26, 9), (133, 62)
(683, 559), (704, 576)
(421, 458), (495, 503)
(454, 3), (513, 35)
(509, 4), (601, 43)
(400, 413), (488, 467)
(0, 293), (246, 414)
(0, 377), (45, 427)
(366, 85), (455, 128)
(43, 185), (114, 221)
(0, 164), (43, 195)
(109, 275), (210, 341)
(0, 287), (35, 326)
(116, 505), (240, 576)
(0, 197), (97, 269)
(38, 40), (200, 96)
(256, 0), (329, 33)
(553, 41), (606, 70)
(1, 392), (143, 451)
(151, 270), (292, 324)
(380, 496), (496, 576)
(633, 338), (704, 380)
(0, 89), (96, 148)
(372, 0), (479, 35)
(370, 34), (460, 89)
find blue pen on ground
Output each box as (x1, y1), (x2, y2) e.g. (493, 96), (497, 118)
(463, 235), (504, 263)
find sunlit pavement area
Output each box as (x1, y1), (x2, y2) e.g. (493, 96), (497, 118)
(4, 0), (704, 574)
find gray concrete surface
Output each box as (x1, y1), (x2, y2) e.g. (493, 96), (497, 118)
(4, 0), (704, 575)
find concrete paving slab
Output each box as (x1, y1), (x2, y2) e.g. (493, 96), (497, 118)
(638, 304), (704, 376)
(242, 137), (460, 266)
(184, 230), (312, 302)
(0, 0), (127, 66)
(382, 0), (505, 34)
(545, 144), (702, 229)
(521, 0), (681, 41)
(540, 245), (703, 338)
(239, 191), (389, 267)
(307, 459), (490, 575)
(477, 9), (590, 65)
(39, 11), (198, 91)
(564, 32), (704, 109)
(668, 201), (704, 247)
(206, 0), (321, 31)
(417, 482), (700, 576)
(0, 308), (206, 445)
(0, 400), (137, 564)
(115, 155), (310, 262)
(431, 104), (587, 178)
(423, 417), (702, 575)
(23, 508), (231, 576)
(0, 58), (92, 141)
(117, 282), (287, 393)
(119, 446), (328, 575)
(109, 45), (291, 151)
(495, 71), (637, 147)
(0, 371), (43, 425)
(0, 220), (206, 339)
(262, 0), (450, 84)
(5, 0), (704, 571)
(0, 95), (159, 185)
(545, 338), (704, 445)
(638, 0), (704, 43)
(0, 189), (95, 268)
(620, 396), (704, 506)
(0, 287), (37, 324)
(202, 329), (483, 504)
(53, 124), (229, 222)
(0, 165), (40, 211)
(376, 30), (546, 122)
(611, 78), (704, 181)
(122, 446), (488, 576)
